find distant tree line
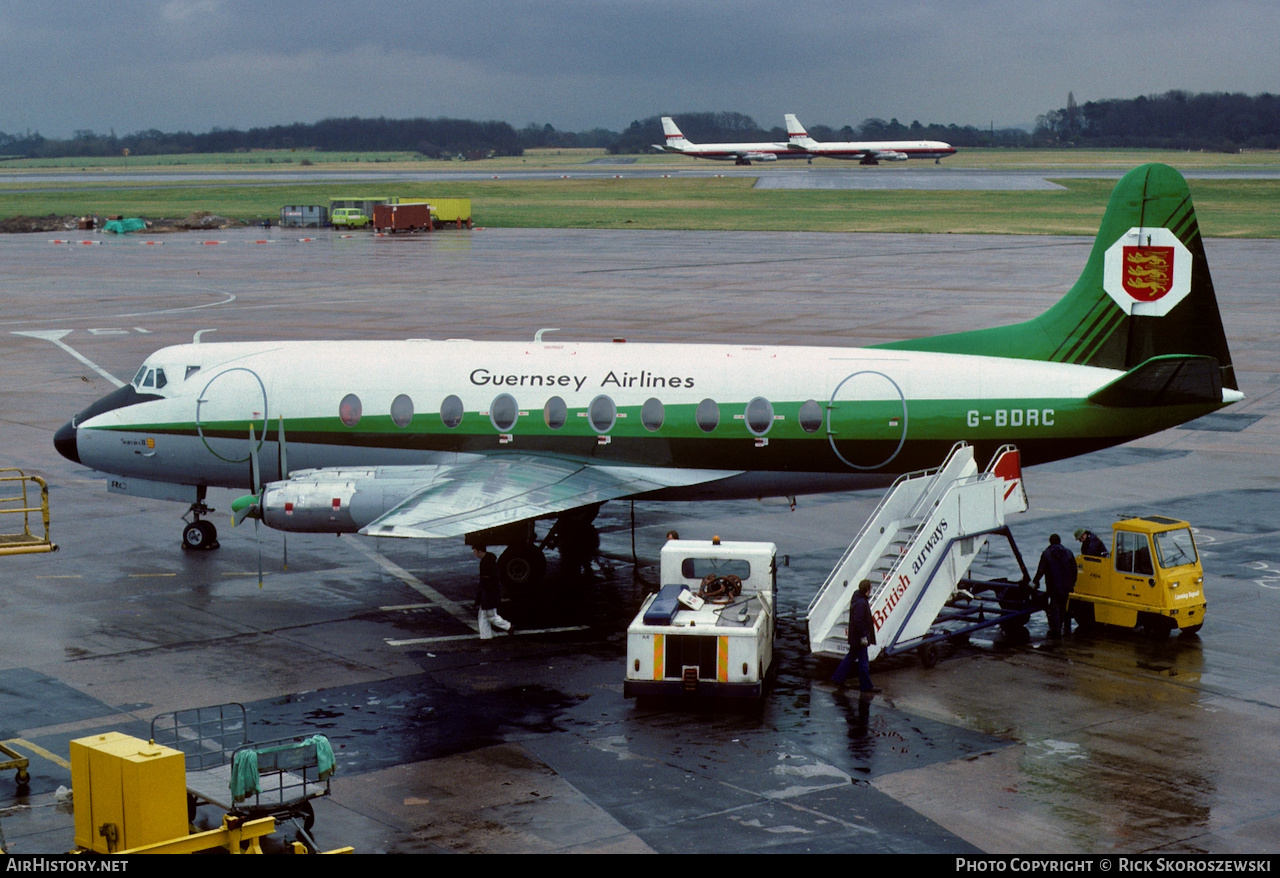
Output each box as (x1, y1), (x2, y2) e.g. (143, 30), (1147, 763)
(0, 117), (525, 160)
(2, 91), (1277, 159)
(1034, 90), (1280, 150)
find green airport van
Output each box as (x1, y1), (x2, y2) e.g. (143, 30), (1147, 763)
(331, 208), (371, 229)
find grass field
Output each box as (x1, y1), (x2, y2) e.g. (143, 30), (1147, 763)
(2, 149), (1278, 237)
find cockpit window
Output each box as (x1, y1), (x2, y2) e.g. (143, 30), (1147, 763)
(132, 366), (170, 392)
(185, 366), (201, 381)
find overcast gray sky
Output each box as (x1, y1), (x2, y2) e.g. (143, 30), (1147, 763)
(2, 0), (1276, 139)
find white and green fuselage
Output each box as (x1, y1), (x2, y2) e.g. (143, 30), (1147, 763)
(71, 340), (1219, 489)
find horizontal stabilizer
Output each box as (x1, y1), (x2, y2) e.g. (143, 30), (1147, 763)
(1088, 355), (1224, 408)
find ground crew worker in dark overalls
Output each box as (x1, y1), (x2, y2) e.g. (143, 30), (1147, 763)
(1034, 533), (1078, 638)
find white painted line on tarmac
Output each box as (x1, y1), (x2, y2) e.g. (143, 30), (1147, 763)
(386, 626), (589, 647)
(347, 538), (477, 631)
(10, 329), (125, 387)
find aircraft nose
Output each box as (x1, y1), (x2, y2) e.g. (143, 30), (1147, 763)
(54, 420), (80, 464)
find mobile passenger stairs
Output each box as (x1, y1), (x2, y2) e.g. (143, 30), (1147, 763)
(807, 442), (1041, 669)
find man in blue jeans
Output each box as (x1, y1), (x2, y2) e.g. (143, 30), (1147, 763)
(832, 579), (881, 694)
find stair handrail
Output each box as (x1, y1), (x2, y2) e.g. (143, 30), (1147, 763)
(873, 452), (996, 600)
(806, 441), (969, 619)
(871, 462), (1013, 651)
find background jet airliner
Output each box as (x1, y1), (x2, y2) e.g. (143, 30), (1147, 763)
(653, 116), (806, 164)
(785, 114), (956, 164)
(55, 164), (1239, 587)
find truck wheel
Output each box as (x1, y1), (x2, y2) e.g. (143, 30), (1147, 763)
(1071, 601), (1095, 632)
(1178, 624), (1203, 637)
(1141, 614), (1173, 640)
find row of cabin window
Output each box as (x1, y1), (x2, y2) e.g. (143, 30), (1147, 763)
(337, 393), (827, 436)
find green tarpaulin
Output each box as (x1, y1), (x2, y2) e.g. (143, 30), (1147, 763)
(102, 218), (147, 234)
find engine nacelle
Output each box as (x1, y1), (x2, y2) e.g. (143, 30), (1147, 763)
(743, 152), (778, 162)
(259, 467), (430, 533)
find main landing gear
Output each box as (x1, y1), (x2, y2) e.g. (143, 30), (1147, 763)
(181, 495), (219, 551)
(496, 544), (547, 588)
(472, 504), (603, 588)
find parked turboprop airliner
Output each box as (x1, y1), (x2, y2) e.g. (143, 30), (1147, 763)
(653, 117), (805, 164)
(785, 114), (956, 164)
(54, 165), (1239, 586)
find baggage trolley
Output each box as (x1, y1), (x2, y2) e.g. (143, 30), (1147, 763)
(150, 702), (333, 849)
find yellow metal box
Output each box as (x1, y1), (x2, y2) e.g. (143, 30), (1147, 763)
(70, 732), (188, 853)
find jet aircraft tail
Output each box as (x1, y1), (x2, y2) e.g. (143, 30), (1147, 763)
(661, 116), (691, 145)
(655, 116), (694, 153)
(876, 163), (1238, 393)
(784, 113), (815, 146)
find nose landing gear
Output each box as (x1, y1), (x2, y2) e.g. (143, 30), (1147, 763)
(181, 498), (220, 551)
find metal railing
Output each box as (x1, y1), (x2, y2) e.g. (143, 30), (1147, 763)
(0, 469), (56, 555)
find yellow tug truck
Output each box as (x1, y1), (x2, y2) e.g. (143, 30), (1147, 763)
(1071, 516), (1206, 639)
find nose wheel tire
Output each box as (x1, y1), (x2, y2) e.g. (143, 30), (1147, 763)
(182, 520), (219, 551)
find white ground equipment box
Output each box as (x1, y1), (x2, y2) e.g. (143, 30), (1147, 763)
(625, 538), (777, 699)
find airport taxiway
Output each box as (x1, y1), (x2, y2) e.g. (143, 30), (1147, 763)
(5, 163), (1280, 193)
(1, 225), (1278, 854)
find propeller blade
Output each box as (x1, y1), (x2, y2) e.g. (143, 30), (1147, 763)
(249, 422), (264, 587)
(255, 516), (264, 589)
(248, 423), (261, 494)
(277, 415), (288, 479)
(278, 416), (288, 571)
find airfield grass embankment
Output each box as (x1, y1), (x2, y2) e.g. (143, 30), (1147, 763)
(1, 149), (1278, 237)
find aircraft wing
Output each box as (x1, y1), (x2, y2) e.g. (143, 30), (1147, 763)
(359, 455), (739, 539)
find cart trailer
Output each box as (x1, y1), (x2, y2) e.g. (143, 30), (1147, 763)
(625, 538), (777, 699)
(373, 202), (432, 232)
(150, 702), (333, 847)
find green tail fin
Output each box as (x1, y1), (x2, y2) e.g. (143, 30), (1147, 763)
(875, 163), (1237, 392)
